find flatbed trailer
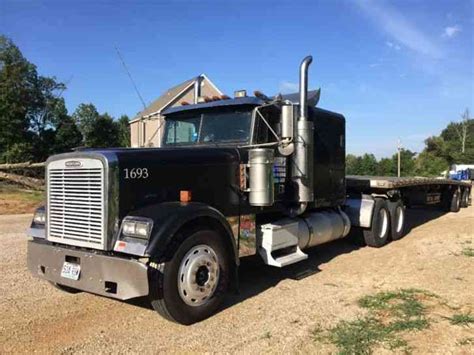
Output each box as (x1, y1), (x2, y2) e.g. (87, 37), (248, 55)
(346, 175), (471, 207)
(344, 175), (471, 247)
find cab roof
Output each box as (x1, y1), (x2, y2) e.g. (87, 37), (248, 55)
(162, 97), (264, 116)
(162, 90), (321, 116)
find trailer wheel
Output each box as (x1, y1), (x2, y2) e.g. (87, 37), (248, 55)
(460, 189), (470, 208)
(148, 229), (230, 325)
(363, 198), (390, 248)
(387, 200), (405, 240)
(447, 189), (461, 213)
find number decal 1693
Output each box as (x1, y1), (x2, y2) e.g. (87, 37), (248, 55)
(124, 168), (149, 179)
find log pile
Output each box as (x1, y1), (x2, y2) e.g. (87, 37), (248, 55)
(0, 162), (45, 190)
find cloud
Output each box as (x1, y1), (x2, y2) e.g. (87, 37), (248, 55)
(356, 0), (442, 58)
(386, 41), (401, 50)
(279, 81), (299, 94)
(442, 25), (461, 38)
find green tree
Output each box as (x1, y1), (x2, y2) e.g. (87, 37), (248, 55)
(346, 154), (360, 175)
(377, 158), (395, 176)
(72, 103), (100, 143)
(86, 113), (120, 148)
(2, 142), (35, 163)
(0, 35), (65, 162)
(359, 154), (378, 175)
(116, 115), (130, 147)
(391, 149), (416, 177)
(414, 151), (448, 177)
(440, 113), (474, 164)
(0, 35), (33, 157)
(54, 116), (83, 153)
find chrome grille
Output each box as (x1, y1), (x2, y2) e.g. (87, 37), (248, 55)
(47, 158), (106, 249)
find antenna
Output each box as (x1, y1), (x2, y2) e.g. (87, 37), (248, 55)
(397, 138), (402, 177)
(115, 46), (147, 110)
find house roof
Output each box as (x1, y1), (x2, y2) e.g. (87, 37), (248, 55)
(130, 74), (222, 123)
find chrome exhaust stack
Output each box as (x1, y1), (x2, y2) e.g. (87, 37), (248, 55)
(193, 75), (203, 104)
(290, 56), (314, 213)
(299, 56), (313, 120)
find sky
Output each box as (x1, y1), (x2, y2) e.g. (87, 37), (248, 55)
(1, 0), (473, 158)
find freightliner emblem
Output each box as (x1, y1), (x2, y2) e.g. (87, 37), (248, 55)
(65, 160), (82, 168)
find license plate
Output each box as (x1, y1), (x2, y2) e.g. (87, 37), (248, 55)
(60, 262), (81, 281)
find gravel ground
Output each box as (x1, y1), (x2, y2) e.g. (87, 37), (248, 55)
(0, 206), (473, 354)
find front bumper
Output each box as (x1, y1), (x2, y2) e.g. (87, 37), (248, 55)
(27, 240), (149, 300)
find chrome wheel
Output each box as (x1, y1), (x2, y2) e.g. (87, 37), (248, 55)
(378, 209), (389, 238)
(178, 244), (220, 307)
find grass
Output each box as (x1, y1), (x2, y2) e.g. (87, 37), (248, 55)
(458, 337), (474, 346)
(324, 317), (406, 355)
(461, 247), (474, 257)
(0, 182), (44, 214)
(0, 183), (44, 201)
(446, 313), (474, 326)
(312, 289), (434, 354)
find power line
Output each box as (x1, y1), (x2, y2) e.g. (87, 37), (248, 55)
(115, 46), (147, 110)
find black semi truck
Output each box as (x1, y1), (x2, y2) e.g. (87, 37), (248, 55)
(27, 56), (472, 324)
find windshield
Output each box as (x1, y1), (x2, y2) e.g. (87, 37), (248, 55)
(163, 109), (252, 146)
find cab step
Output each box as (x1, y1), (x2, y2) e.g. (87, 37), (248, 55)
(258, 220), (308, 267)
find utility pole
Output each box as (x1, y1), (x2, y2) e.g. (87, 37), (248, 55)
(397, 138), (402, 177)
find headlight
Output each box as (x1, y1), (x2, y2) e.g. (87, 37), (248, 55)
(33, 209), (46, 225)
(121, 217), (153, 239)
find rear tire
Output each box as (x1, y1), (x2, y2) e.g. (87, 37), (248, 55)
(460, 189), (470, 208)
(148, 229), (230, 325)
(387, 199), (406, 241)
(447, 189), (461, 213)
(363, 198), (390, 248)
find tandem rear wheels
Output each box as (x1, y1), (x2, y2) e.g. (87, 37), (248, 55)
(148, 229), (231, 325)
(460, 188), (470, 208)
(352, 198), (406, 247)
(443, 188), (461, 213)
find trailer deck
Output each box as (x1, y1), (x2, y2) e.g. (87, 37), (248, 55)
(346, 175), (472, 191)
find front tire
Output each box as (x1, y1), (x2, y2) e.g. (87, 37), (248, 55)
(149, 229), (230, 325)
(363, 198), (390, 247)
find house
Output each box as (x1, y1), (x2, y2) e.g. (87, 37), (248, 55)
(130, 75), (223, 147)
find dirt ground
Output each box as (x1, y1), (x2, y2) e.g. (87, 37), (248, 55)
(0, 206), (473, 354)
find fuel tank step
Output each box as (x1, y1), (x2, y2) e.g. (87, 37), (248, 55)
(258, 220), (308, 267)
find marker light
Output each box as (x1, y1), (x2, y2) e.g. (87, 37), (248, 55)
(234, 90), (247, 98)
(180, 190), (192, 203)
